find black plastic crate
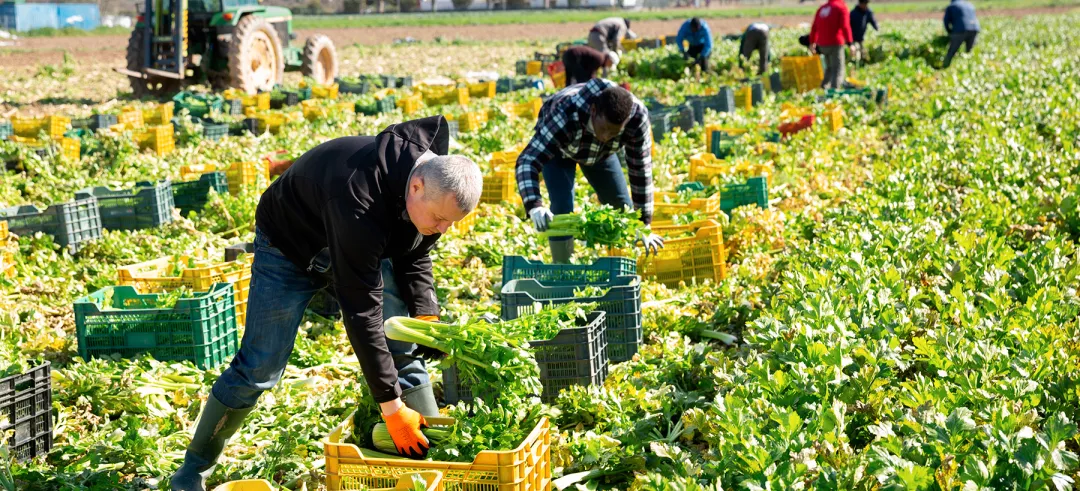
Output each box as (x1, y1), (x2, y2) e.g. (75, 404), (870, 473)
(751, 82), (764, 106)
(242, 118), (260, 134)
(0, 197), (102, 254)
(200, 118), (229, 141)
(712, 87), (737, 113)
(665, 35), (678, 46)
(378, 75), (398, 89)
(172, 172), (228, 216)
(501, 276), (641, 362)
(515, 60), (529, 76)
(446, 120), (459, 140)
(534, 52), (557, 62)
(443, 311), (609, 404)
(76, 180), (174, 231)
(501, 255), (636, 286)
(0, 362), (52, 462)
(337, 78), (370, 95)
(224, 242), (254, 262)
(769, 72), (783, 93)
(228, 99), (244, 115)
(356, 97), (397, 116)
(649, 111), (673, 143)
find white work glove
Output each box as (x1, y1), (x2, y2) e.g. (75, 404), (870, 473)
(529, 207), (555, 232)
(636, 229), (665, 257)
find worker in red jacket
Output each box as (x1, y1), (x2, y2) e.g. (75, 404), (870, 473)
(809, 0), (853, 89)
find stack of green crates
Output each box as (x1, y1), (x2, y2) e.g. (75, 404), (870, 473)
(172, 171), (229, 216)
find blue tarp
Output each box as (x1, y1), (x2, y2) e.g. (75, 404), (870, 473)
(0, 2), (100, 31)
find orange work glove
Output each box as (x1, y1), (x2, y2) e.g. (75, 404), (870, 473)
(382, 405), (430, 459)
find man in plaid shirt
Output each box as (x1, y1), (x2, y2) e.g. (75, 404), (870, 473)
(516, 79), (665, 263)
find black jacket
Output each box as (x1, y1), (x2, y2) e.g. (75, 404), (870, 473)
(255, 116), (451, 403)
(850, 6), (878, 43)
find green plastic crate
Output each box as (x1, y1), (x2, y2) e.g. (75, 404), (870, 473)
(74, 283), (239, 369)
(172, 91), (224, 119)
(76, 180), (174, 231)
(501, 276), (641, 362)
(720, 176), (768, 213)
(355, 97), (397, 116)
(172, 172), (228, 216)
(501, 255), (636, 287)
(711, 136), (736, 159)
(0, 197), (102, 254)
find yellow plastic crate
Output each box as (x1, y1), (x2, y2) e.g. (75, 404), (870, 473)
(215, 472), (443, 491)
(0, 221), (8, 245)
(143, 102), (175, 125)
(255, 111), (302, 134)
(398, 95), (424, 115)
(551, 72), (566, 89)
(480, 168), (520, 205)
(468, 80), (496, 98)
(779, 56), (823, 93)
(423, 86), (470, 107)
(459, 110), (489, 133)
(60, 137), (80, 161)
(825, 104), (844, 133)
(224, 90), (271, 111)
(703, 125), (747, 153)
(312, 83), (340, 100)
(508, 98), (543, 120)
(12, 115), (70, 139)
(117, 254), (253, 327)
(302, 100), (354, 121)
(225, 160), (269, 196)
(846, 77), (867, 88)
(633, 219), (726, 287)
(134, 124), (175, 156)
(621, 39), (640, 51)
(526, 60), (543, 76)
(490, 145), (526, 172)
(324, 413), (550, 491)
(118, 108), (145, 129)
(651, 191), (720, 225)
(733, 86), (753, 111)
(0, 250), (13, 279)
(688, 153), (773, 185)
(448, 209), (477, 235)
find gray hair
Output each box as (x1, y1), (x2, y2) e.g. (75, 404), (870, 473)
(413, 154), (483, 213)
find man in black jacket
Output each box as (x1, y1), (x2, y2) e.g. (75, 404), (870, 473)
(170, 116), (482, 491)
(850, 0), (879, 63)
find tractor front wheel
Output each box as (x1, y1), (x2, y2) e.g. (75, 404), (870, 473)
(126, 28), (180, 99)
(228, 15), (285, 94)
(301, 35), (338, 86)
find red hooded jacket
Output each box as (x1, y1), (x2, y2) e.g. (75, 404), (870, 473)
(809, 0), (853, 47)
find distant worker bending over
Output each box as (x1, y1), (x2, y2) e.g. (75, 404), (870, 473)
(589, 17), (637, 55)
(850, 0), (879, 63)
(676, 17), (713, 71)
(739, 22), (770, 75)
(562, 45), (620, 84)
(810, 0), (853, 89)
(942, 0), (980, 68)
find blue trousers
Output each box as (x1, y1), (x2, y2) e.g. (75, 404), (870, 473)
(212, 227), (426, 409)
(543, 153), (634, 243)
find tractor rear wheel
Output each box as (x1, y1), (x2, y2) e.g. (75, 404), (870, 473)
(301, 35), (338, 86)
(228, 15), (285, 94)
(126, 28), (180, 99)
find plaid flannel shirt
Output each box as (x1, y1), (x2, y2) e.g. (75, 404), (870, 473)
(515, 78), (654, 225)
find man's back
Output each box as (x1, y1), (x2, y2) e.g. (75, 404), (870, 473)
(945, 0), (980, 33)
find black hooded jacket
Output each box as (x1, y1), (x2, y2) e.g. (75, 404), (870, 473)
(255, 116), (451, 403)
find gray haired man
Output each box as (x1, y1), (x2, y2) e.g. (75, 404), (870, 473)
(170, 116), (481, 490)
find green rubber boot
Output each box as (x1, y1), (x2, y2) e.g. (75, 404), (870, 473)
(549, 238), (575, 264)
(401, 383), (440, 417)
(169, 393), (254, 491)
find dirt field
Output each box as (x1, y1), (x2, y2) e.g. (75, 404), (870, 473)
(0, 5), (1071, 70)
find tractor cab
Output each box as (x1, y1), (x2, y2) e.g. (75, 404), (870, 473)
(118, 0), (337, 97)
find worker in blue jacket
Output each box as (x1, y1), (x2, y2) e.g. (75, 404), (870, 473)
(850, 0), (879, 63)
(942, 0), (980, 68)
(676, 18), (713, 71)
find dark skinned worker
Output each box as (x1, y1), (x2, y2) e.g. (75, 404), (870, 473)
(169, 116), (483, 491)
(739, 22), (771, 75)
(676, 17), (714, 71)
(562, 45), (620, 85)
(516, 79), (665, 264)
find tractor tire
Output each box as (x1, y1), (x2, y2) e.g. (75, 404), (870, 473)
(228, 15), (285, 95)
(301, 34), (338, 86)
(126, 28), (180, 99)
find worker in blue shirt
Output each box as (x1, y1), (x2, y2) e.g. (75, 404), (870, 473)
(942, 0), (980, 68)
(676, 18), (713, 71)
(850, 0), (879, 63)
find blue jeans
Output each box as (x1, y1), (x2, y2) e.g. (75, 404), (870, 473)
(543, 153), (634, 243)
(212, 227), (428, 409)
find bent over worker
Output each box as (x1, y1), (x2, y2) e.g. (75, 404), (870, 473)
(562, 45), (619, 85)
(516, 79), (665, 264)
(942, 0), (980, 68)
(739, 22), (771, 75)
(588, 17), (637, 55)
(170, 116), (482, 491)
(676, 17), (714, 71)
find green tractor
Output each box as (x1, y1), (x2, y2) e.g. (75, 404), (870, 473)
(118, 0), (338, 97)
